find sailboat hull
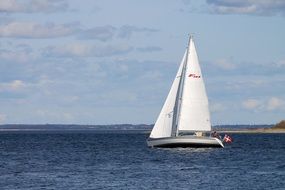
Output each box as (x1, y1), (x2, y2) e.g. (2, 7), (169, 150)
(147, 135), (224, 148)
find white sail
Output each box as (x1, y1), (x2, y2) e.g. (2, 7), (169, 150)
(178, 37), (211, 132)
(150, 51), (187, 138)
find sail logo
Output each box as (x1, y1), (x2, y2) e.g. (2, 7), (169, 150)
(188, 73), (201, 78)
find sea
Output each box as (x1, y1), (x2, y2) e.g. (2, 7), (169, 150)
(0, 130), (284, 190)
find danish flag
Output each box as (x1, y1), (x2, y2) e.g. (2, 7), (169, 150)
(223, 134), (233, 143)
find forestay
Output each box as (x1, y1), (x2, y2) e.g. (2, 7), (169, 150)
(150, 51), (186, 138)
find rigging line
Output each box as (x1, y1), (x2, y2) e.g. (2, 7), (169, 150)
(171, 36), (192, 137)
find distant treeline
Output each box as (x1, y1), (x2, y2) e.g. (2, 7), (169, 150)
(272, 120), (285, 129)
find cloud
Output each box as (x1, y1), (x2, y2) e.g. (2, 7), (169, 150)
(79, 25), (158, 41)
(204, 59), (285, 77)
(242, 97), (284, 111)
(0, 0), (21, 12)
(0, 58), (169, 109)
(139, 70), (163, 81)
(43, 43), (133, 57)
(223, 79), (267, 92)
(0, 45), (37, 63)
(0, 21), (76, 38)
(213, 58), (236, 70)
(267, 97), (284, 111)
(79, 25), (116, 41)
(101, 45), (133, 57)
(206, 0), (285, 16)
(117, 25), (158, 39)
(44, 43), (92, 57)
(0, 22), (157, 41)
(0, 50), (31, 63)
(0, 0), (68, 13)
(0, 80), (26, 92)
(242, 98), (261, 110)
(276, 59), (285, 67)
(136, 46), (162, 53)
(100, 91), (138, 105)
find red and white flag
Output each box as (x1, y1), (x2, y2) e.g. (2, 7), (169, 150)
(223, 134), (233, 143)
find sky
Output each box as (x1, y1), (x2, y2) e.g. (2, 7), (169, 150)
(0, 0), (285, 125)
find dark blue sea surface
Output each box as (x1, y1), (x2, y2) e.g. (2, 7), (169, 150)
(0, 131), (284, 190)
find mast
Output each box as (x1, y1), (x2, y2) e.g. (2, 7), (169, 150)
(171, 35), (192, 137)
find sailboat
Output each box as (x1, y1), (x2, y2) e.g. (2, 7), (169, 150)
(147, 36), (224, 148)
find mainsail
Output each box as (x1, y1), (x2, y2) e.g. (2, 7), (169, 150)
(178, 37), (211, 132)
(150, 36), (211, 139)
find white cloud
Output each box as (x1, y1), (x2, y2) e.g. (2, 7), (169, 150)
(0, 0), (21, 12)
(267, 97), (284, 111)
(242, 97), (285, 111)
(213, 59), (235, 70)
(44, 43), (133, 57)
(136, 46), (162, 53)
(224, 79), (267, 91)
(0, 22), (157, 41)
(79, 25), (158, 41)
(0, 0), (68, 13)
(0, 80), (25, 92)
(45, 43), (92, 57)
(242, 98), (261, 110)
(206, 0), (285, 16)
(9, 80), (24, 90)
(0, 22), (75, 38)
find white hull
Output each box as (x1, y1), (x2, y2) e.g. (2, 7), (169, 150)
(147, 135), (224, 148)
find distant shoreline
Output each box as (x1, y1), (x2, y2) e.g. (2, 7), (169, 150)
(0, 124), (284, 134)
(0, 128), (284, 134)
(216, 129), (285, 134)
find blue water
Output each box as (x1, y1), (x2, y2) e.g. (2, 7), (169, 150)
(0, 131), (284, 190)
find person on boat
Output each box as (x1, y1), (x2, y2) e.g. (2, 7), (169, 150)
(211, 131), (221, 139)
